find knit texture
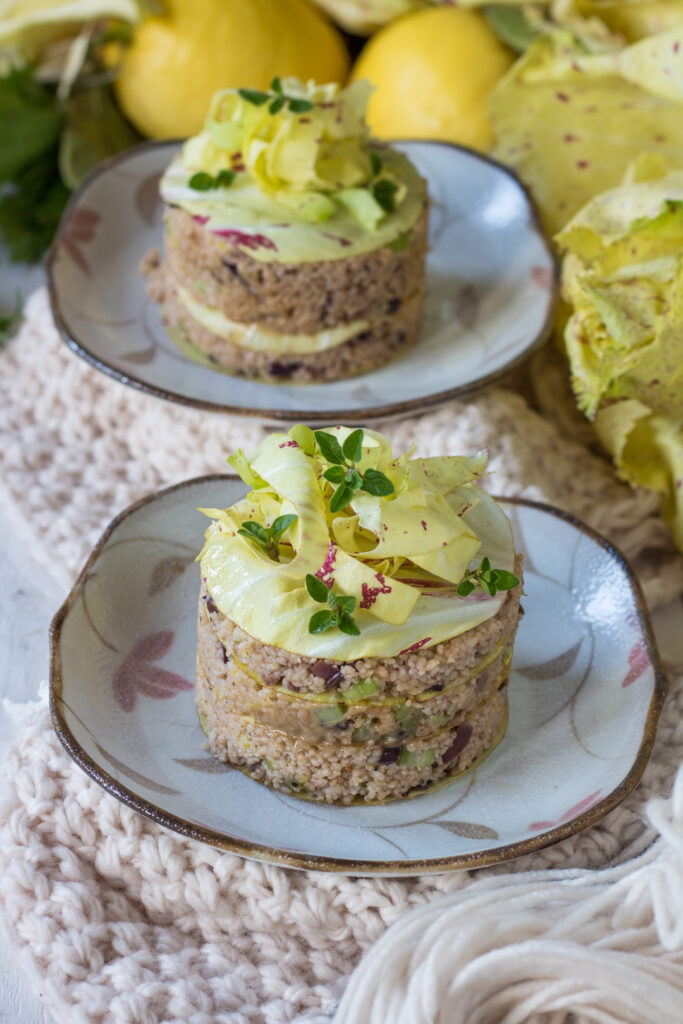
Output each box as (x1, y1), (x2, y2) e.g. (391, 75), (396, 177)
(0, 288), (682, 1024)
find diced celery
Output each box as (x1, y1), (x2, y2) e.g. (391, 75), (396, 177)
(351, 718), (373, 743)
(313, 703), (346, 727)
(341, 678), (381, 702)
(398, 747), (434, 768)
(392, 705), (423, 735)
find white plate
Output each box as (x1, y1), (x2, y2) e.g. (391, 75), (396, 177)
(46, 140), (556, 423)
(50, 477), (666, 875)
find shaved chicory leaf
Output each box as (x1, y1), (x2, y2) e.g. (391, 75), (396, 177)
(557, 170), (683, 551)
(199, 428), (517, 659)
(490, 28), (683, 233)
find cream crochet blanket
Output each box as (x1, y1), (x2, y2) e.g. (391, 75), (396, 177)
(1, 289), (682, 1024)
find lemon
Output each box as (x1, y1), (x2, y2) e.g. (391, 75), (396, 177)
(115, 0), (350, 139)
(350, 8), (514, 151)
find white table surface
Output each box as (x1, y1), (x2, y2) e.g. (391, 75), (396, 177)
(1, 260), (682, 1024)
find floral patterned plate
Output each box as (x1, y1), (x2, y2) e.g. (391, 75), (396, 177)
(50, 477), (666, 876)
(46, 140), (556, 423)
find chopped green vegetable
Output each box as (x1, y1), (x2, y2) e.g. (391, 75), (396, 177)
(392, 705), (423, 736)
(351, 719), (374, 743)
(313, 704), (346, 727)
(341, 678), (381, 702)
(398, 747), (434, 768)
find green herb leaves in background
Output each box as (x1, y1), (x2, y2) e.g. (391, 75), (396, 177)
(483, 5), (540, 54)
(238, 514), (297, 561)
(0, 67), (68, 262)
(314, 428), (394, 513)
(456, 556), (519, 598)
(58, 84), (139, 192)
(0, 291), (21, 346)
(0, 63), (140, 262)
(306, 573), (360, 636)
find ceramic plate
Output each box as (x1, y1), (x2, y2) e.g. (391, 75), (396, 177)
(50, 477), (666, 876)
(46, 140), (557, 423)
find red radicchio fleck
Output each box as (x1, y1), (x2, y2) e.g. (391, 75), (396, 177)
(193, 214), (210, 225)
(360, 573), (393, 610)
(212, 229), (278, 251)
(315, 541), (336, 586)
(399, 637), (432, 655)
(278, 440), (299, 448)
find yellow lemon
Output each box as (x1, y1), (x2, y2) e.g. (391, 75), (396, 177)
(350, 7), (514, 151)
(115, 0), (350, 139)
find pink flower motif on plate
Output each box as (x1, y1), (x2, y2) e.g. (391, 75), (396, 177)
(528, 789), (602, 832)
(531, 266), (553, 290)
(622, 640), (651, 688)
(112, 629), (192, 712)
(62, 207), (101, 275)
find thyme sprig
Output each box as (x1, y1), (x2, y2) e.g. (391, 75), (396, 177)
(314, 429), (394, 514)
(456, 557), (519, 598)
(368, 152), (399, 213)
(238, 514), (297, 562)
(239, 78), (314, 115)
(189, 168), (236, 191)
(306, 574), (360, 636)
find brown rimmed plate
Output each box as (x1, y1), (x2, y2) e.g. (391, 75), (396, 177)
(49, 477), (666, 875)
(46, 140), (557, 424)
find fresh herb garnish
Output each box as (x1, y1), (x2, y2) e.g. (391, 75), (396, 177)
(237, 88), (270, 107)
(372, 178), (399, 214)
(306, 573), (360, 636)
(238, 514), (297, 561)
(314, 429), (394, 513)
(189, 168), (236, 191)
(370, 152), (383, 177)
(288, 98), (314, 113)
(456, 557), (519, 598)
(239, 81), (314, 116)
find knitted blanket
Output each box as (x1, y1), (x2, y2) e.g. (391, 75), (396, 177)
(1, 288), (682, 1024)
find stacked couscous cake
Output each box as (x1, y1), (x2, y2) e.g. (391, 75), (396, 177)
(145, 78), (428, 382)
(196, 425), (523, 805)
